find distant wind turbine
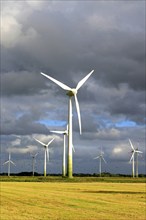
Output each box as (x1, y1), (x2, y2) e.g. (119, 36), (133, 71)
(129, 139), (143, 178)
(33, 137), (54, 177)
(94, 149), (107, 177)
(41, 70), (94, 178)
(30, 152), (38, 176)
(50, 125), (75, 177)
(3, 152), (16, 176)
(50, 125), (68, 177)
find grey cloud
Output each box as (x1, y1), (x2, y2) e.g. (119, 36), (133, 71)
(1, 71), (47, 96)
(1, 113), (49, 135)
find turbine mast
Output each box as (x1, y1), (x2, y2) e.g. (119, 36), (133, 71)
(44, 149), (47, 177)
(63, 134), (66, 177)
(67, 96), (73, 178)
(8, 153), (11, 176)
(132, 154), (135, 178)
(136, 151), (138, 178)
(32, 157), (35, 176)
(99, 157), (101, 177)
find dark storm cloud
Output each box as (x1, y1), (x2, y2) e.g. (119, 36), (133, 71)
(1, 71), (48, 96)
(2, 1), (145, 91)
(1, 113), (49, 135)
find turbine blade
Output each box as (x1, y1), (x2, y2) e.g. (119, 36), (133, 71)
(41, 72), (71, 91)
(66, 124), (69, 135)
(33, 137), (45, 146)
(3, 161), (9, 165)
(136, 150), (143, 153)
(102, 157), (107, 164)
(129, 153), (134, 163)
(50, 130), (65, 134)
(47, 138), (54, 147)
(46, 147), (49, 162)
(129, 139), (135, 151)
(76, 70), (94, 90)
(72, 144), (75, 153)
(94, 156), (100, 159)
(74, 94), (82, 134)
(34, 152), (38, 157)
(10, 161), (16, 166)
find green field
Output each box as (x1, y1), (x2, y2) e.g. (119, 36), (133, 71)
(1, 177), (146, 220)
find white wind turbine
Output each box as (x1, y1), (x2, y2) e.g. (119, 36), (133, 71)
(129, 139), (143, 178)
(3, 152), (16, 176)
(94, 149), (107, 177)
(50, 125), (68, 177)
(50, 125), (75, 177)
(33, 137), (54, 177)
(30, 152), (38, 176)
(41, 70), (94, 178)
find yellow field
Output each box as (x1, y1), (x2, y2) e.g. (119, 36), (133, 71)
(1, 181), (145, 220)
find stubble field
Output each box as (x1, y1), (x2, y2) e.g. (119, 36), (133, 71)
(0, 177), (146, 220)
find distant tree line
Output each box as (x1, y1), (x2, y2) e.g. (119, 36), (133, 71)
(0, 172), (146, 177)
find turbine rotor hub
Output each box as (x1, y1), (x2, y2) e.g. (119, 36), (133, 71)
(66, 89), (77, 97)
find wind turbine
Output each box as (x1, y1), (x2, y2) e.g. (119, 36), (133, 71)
(30, 152), (38, 176)
(33, 137), (54, 177)
(50, 125), (75, 177)
(94, 149), (107, 177)
(40, 70), (94, 178)
(129, 139), (143, 178)
(3, 152), (16, 176)
(50, 125), (68, 177)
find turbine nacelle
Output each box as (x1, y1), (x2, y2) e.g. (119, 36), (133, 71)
(33, 137), (54, 162)
(66, 89), (77, 97)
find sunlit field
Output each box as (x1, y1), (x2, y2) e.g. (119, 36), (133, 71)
(1, 177), (146, 220)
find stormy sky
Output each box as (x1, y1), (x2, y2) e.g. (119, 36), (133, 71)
(1, 0), (145, 175)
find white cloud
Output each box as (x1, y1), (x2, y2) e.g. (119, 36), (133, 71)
(26, 0), (47, 10)
(113, 147), (122, 154)
(96, 128), (121, 140)
(1, 1), (42, 48)
(1, 15), (22, 48)
(11, 138), (21, 146)
(8, 147), (29, 154)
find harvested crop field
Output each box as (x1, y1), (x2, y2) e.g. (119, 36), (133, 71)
(1, 180), (145, 220)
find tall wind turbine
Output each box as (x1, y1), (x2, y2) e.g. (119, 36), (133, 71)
(41, 70), (94, 178)
(30, 152), (38, 176)
(3, 152), (16, 176)
(94, 149), (107, 177)
(129, 139), (143, 178)
(50, 125), (68, 177)
(33, 137), (54, 177)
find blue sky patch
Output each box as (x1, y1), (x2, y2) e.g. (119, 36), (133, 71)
(115, 120), (136, 128)
(37, 119), (66, 127)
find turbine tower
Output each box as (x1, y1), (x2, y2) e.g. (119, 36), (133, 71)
(129, 139), (143, 178)
(30, 152), (38, 176)
(50, 125), (68, 177)
(33, 137), (54, 177)
(94, 149), (107, 177)
(40, 70), (94, 178)
(3, 152), (16, 176)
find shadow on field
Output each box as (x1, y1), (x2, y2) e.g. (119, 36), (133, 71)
(82, 190), (145, 194)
